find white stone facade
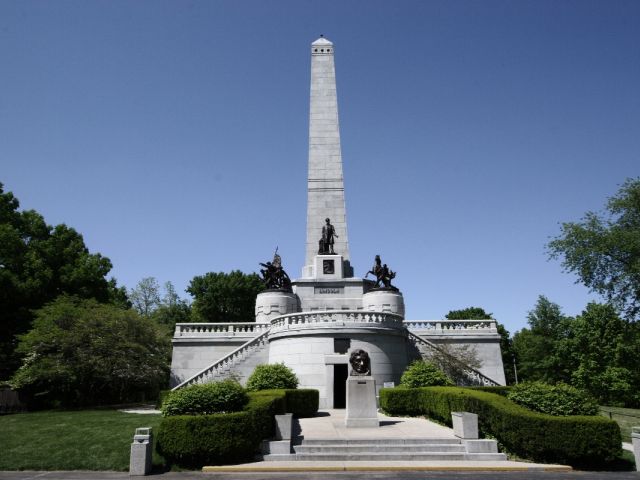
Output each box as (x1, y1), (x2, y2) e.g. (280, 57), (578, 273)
(169, 37), (507, 398)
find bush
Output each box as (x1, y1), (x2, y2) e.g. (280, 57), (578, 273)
(161, 380), (248, 416)
(246, 363), (298, 391)
(379, 386), (621, 466)
(468, 385), (512, 396)
(250, 389), (319, 417)
(400, 361), (453, 388)
(507, 382), (599, 416)
(157, 391), (284, 468)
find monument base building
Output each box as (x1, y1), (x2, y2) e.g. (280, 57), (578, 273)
(170, 37), (506, 408)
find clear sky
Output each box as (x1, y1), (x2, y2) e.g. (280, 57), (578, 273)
(1, 1), (638, 333)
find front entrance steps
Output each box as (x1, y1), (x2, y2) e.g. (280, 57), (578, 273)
(288, 438), (505, 461)
(263, 409), (506, 462)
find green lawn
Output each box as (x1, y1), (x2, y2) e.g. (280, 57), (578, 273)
(0, 409), (164, 471)
(600, 406), (640, 443)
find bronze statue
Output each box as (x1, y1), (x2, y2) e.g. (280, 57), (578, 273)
(349, 349), (371, 376)
(318, 217), (338, 254)
(259, 248), (292, 291)
(365, 254), (397, 290)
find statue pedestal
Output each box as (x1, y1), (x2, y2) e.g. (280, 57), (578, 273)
(345, 376), (379, 428)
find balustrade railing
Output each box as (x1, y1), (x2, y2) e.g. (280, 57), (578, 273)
(270, 310), (405, 332)
(172, 329), (271, 390)
(174, 322), (270, 338)
(404, 320), (497, 333)
(406, 331), (500, 387)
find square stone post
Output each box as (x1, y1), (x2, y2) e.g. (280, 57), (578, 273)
(130, 427), (153, 476)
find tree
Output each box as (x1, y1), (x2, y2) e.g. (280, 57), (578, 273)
(445, 307), (492, 320)
(130, 277), (161, 316)
(548, 178), (640, 320)
(10, 295), (169, 408)
(445, 307), (517, 384)
(512, 296), (574, 384)
(569, 302), (640, 406)
(0, 183), (126, 379)
(187, 271), (264, 323)
(151, 281), (192, 332)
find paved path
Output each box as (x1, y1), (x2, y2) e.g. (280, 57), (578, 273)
(295, 409), (456, 440)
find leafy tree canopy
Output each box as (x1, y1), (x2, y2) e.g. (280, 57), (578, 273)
(445, 307), (492, 320)
(187, 270), (264, 323)
(10, 295), (169, 408)
(0, 183), (127, 379)
(548, 178), (640, 320)
(569, 302), (640, 406)
(512, 296), (574, 384)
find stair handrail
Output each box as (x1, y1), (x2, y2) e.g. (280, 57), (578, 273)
(406, 330), (501, 387)
(172, 328), (271, 391)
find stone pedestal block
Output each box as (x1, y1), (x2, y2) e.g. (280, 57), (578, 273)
(275, 413), (293, 441)
(452, 412), (478, 439)
(255, 290), (299, 323)
(464, 439), (498, 453)
(129, 427), (153, 476)
(345, 376), (379, 428)
(362, 289), (405, 317)
(262, 440), (291, 455)
(632, 427), (640, 471)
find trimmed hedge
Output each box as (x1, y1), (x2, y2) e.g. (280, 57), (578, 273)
(157, 391), (285, 468)
(468, 385), (512, 396)
(161, 380), (248, 416)
(249, 389), (319, 417)
(379, 387), (621, 466)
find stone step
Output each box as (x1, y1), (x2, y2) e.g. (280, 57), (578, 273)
(300, 438), (461, 446)
(295, 444), (466, 454)
(292, 452), (507, 461)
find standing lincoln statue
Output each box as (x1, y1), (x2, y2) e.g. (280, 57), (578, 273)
(319, 217), (338, 254)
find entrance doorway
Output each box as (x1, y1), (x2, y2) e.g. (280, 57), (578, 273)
(333, 364), (348, 408)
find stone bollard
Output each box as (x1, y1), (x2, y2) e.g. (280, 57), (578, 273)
(632, 426), (640, 472)
(451, 412), (478, 439)
(130, 427), (153, 476)
(275, 413), (293, 441)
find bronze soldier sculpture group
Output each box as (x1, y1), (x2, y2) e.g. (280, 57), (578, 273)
(365, 254), (397, 290)
(259, 249), (292, 291)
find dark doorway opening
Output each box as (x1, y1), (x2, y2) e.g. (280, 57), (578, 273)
(333, 364), (348, 408)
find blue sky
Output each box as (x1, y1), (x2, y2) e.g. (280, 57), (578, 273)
(1, 1), (638, 333)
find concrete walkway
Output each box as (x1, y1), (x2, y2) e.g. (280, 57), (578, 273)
(203, 410), (571, 472)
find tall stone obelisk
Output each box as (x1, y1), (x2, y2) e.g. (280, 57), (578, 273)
(303, 36), (351, 278)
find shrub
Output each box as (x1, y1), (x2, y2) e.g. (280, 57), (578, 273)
(468, 385), (512, 396)
(507, 382), (599, 416)
(250, 389), (319, 417)
(400, 361), (453, 388)
(246, 363), (298, 391)
(379, 386), (621, 466)
(161, 380), (248, 416)
(157, 391), (284, 468)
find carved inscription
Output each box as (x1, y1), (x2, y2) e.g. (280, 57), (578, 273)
(314, 287), (344, 294)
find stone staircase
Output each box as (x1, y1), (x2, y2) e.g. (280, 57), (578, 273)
(172, 329), (270, 390)
(266, 438), (506, 461)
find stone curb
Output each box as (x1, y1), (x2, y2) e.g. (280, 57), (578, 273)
(202, 465), (573, 472)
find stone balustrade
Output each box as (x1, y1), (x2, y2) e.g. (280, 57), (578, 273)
(404, 320), (498, 333)
(270, 310), (405, 333)
(172, 329), (271, 390)
(174, 322), (270, 338)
